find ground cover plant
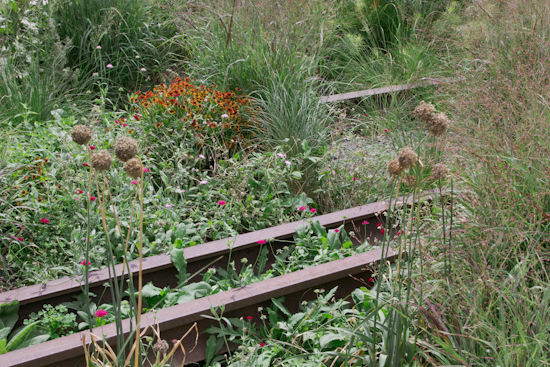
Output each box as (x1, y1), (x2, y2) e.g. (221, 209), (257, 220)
(2, 0), (549, 365)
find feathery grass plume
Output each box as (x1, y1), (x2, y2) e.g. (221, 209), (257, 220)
(91, 150), (113, 171)
(152, 339), (169, 354)
(404, 174), (416, 187)
(432, 163), (449, 180)
(124, 158), (143, 178)
(114, 137), (138, 162)
(397, 146), (418, 169)
(70, 125), (93, 145)
(387, 158), (404, 178)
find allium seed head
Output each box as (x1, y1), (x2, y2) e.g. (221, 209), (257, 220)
(152, 339), (169, 354)
(91, 150), (112, 171)
(404, 174), (416, 187)
(425, 112), (450, 137)
(70, 125), (92, 145)
(124, 158), (143, 178)
(412, 101), (436, 121)
(387, 159), (404, 178)
(398, 147), (418, 170)
(114, 137), (138, 162)
(432, 163), (449, 181)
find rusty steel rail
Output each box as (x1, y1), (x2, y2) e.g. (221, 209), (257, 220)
(320, 77), (453, 103)
(0, 248), (397, 367)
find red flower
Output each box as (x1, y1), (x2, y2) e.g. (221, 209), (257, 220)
(260, 342), (266, 347)
(352, 177), (357, 181)
(377, 223), (381, 227)
(218, 200), (226, 206)
(90, 196), (96, 202)
(257, 240), (266, 244)
(41, 218), (50, 224)
(17, 237), (23, 241)
(133, 115), (140, 121)
(89, 146), (96, 150)
(122, 123), (128, 127)
(95, 309), (108, 318)
(80, 260), (91, 266)
(368, 277), (374, 282)
(380, 229), (385, 235)
(310, 208), (317, 213)
(246, 316), (253, 320)
(83, 163), (89, 167)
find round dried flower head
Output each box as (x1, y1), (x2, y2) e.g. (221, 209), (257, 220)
(398, 147), (418, 170)
(70, 125), (92, 145)
(387, 158), (404, 178)
(124, 158), (143, 178)
(114, 137), (138, 162)
(91, 150), (112, 172)
(432, 163), (449, 181)
(152, 339), (169, 354)
(412, 101), (436, 121)
(404, 174), (416, 187)
(425, 112), (450, 137)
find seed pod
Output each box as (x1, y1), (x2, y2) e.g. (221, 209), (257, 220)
(114, 137), (138, 162)
(387, 158), (404, 178)
(91, 150), (112, 172)
(70, 125), (92, 145)
(398, 146), (418, 170)
(432, 163), (449, 181)
(124, 158), (143, 178)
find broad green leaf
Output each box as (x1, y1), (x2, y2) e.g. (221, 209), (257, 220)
(6, 323), (36, 352)
(271, 297), (291, 316)
(15, 334), (50, 350)
(0, 300), (19, 318)
(170, 246), (188, 285)
(141, 282), (162, 298)
(0, 339), (6, 355)
(319, 333), (344, 348)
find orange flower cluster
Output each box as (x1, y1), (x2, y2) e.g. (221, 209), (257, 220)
(131, 77), (254, 151)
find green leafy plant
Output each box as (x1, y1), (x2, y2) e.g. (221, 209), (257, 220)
(0, 300), (50, 355)
(24, 304), (78, 340)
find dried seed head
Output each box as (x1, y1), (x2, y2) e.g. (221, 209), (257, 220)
(412, 101), (436, 121)
(114, 137), (138, 162)
(152, 339), (169, 354)
(432, 163), (449, 181)
(70, 125), (92, 145)
(124, 158), (143, 178)
(404, 174), (416, 187)
(91, 150), (112, 172)
(425, 112), (450, 137)
(398, 147), (418, 170)
(387, 158), (404, 178)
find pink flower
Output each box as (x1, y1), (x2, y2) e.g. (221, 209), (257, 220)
(377, 223), (382, 228)
(80, 260), (91, 266)
(96, 46), (102, 49)
(199, 154), (206, 159)
(384, 129), (389, 132)
(334, 229), (340, 233)
(165, 204), (172, 208)
(41, 218), (50, 224)
(143, 168), (150, 173)
(298, 206), (306, 212)
(140, 68), (147, 72)
(257, 240), (266, 244)
(106, 64), (113, 69)
(380, 229), (385, 235)
(172, 339), (178, 344)
(122, 123), (128, 127)
(131, 180), (138, 185)
(89, 146), (96, 150)
(276, 153), (286, 159)
(246, 316), (253, 320)
(362, 221), (369, 225)
(284, 160), (291, 166)
(95, 309), (108, 318)
(368, 277), (374, 282)
(74, 197), (80, 201)
(260, 342), (266, 347)
(114, 120), (119, 124)
(90, 196), (96, 202)
(83, 163), (89, 167)
(200, 180), (208, 185)
(17, 237), (23, 241)
(134, 115), (140, 121)
(310, 208), (317, 213)
(218, 200), (226, 206)
(76, 189), (83, 194)
(365, 113), (369, 117)
(352, 177), (357, 181)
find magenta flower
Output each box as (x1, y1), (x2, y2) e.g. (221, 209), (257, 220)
(368, 277), (374, 282)
(134, 115), (140, 121)
(362, 221), (369, 225)
(334, 229), (339, 233)
(131, 180), (138, 185)
(74, 197), (80, 201)
(310, 208), (317, 213)
(143, 168), (150, 173)
(95, 309), (108, 318)
(83, 163), (89, 167)
(106, 64), (113, 69)
(80, 260), (91, 266)
(89, 146), (96, 150)
(40, 218), (50, 224)
(76, 189), (83, 194)
(246, 316), (253, 320)
(384, 129), (389, 132)
(218, 200), (226, 206)
(90, 196), (96, 202)
(298, 206), (306, 212)
(377, 223), (382, 228)
(257, 240), (266, 244)
(380, 229), (385, 235)
(260, 342), (266, 347)
(122, 123), (128, 127)
(17, 237), (23, 241)
(352, 177), (357, 181)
